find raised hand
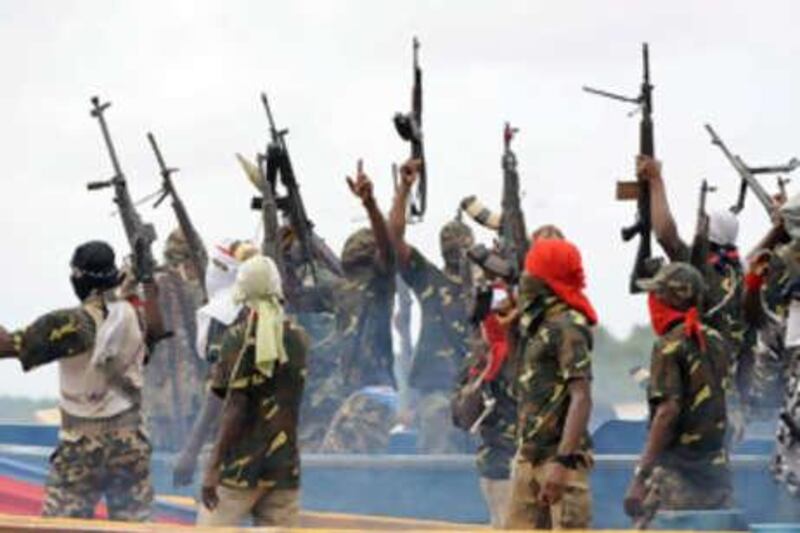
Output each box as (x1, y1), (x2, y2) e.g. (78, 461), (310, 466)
(346, 159), (374, 204)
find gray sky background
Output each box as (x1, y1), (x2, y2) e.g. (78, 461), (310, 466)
(2, 0), (799, 398)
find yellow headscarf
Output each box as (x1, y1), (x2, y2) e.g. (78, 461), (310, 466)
(232, 255), (287, 377)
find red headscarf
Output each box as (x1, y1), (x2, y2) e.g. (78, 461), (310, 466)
(524, 239), (598, 325)
(647, 294), (707, 352)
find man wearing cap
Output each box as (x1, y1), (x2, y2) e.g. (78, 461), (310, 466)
(638, 156), (748, 440)
(389, 159), (474, 453)
(145, 228), (208, 453)
(505, 238), (596, 529)
(625, 262), (732, 527)
(199, 254), (308, 527)
(0, 241), (164, 520)
(745, 193), (800, 498)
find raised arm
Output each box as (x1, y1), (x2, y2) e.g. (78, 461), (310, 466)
(388, 159), (422, 268)
(0, 327), (16, 359)
(347, 160), (393, 270)
(638, 156), (687, 260)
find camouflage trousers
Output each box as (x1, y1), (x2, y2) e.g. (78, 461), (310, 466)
(637, 465), (733, 528)
(42, 426), (153, 521)
(772, 347), (800, 496)
(417, 391), (466, 454)
(505, 453), (592, 529)
(319, 386), (397, 453)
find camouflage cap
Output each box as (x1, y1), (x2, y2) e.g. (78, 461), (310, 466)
(637, 262), (706, 310)
(164, 228), (192, 267)
(440, 220), (474, 252)
(341, 228), (376, 266)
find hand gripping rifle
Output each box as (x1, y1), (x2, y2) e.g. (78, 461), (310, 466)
(690, 180), (717, 271)
(584, 43), (661, 294)
(393, 37), (426, 222)
(251, 93), (342, 285)
(704, 124), (799, 218)
(87, 97), (157, 284)
(146, 132), (209, 302)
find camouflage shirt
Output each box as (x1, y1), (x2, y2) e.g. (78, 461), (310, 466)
(648, 323), (730, 475)
(516, 297), (593, 465)
(210, 317), (308, 490)
(457, 340), (517, 480)
(331, 261), (396, 392)
(401, 247), (472, 392)
(9, 307), (96, 371)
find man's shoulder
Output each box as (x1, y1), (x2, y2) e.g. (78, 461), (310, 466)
(284, 320), (310, 361)
(18, 306), (97, 371)
(545, 309), (593, 348)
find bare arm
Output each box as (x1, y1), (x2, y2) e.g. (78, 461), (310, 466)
(202, 390), (247, 509)
(141, 281), (168, 346)
(638, 156), (686, 260)
(0, 327), (15, 359)
(347, 161), (394, 270)
(388, 159), (421, 268)
(173, 391), (224, 487)
(557, 378), (592, 455)
(638, 399), (679, 470)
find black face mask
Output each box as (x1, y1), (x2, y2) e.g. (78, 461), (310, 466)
(70, 275), (96, 301)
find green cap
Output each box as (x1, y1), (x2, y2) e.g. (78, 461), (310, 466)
(636, 262), (706, 310)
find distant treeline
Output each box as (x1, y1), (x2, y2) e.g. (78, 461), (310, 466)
(593, 324), (654, 405)
(0, 395), (57, 423)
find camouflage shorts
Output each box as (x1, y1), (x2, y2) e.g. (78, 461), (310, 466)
(639, 465), (733, 525)
(42, 426), (154, 521)
(319, 387), (396, 454)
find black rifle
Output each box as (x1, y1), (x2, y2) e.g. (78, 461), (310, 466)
(689, 180), (716, 270)
(146, 132), (209, 301)
(87, 97), (157, 283)
(251, 93), (342, 285)
(393, 37), (426, 221)
(584, 43), (660, 294)
(704, 124), (799, 218)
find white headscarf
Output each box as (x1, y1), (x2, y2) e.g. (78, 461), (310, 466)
(195, 241), (253, 359)
(708, 210), (740, 247)
(232, 255), (287, 377)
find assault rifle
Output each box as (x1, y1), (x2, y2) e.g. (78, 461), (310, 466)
(584, 43), (661, 294)
(146, 132), (209, 301)
(689, 180), (716, 271)
(393, 37), (426, 221)
(251, 93), (342, 285)
(461, 123), (529, 284)
(87, 96), (157, 283)
(704, 124), (799, 218)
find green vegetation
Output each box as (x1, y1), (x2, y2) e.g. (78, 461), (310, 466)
(593, 324), (654, 405)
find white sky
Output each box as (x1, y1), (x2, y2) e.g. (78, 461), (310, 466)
(2, 0), (799, 398)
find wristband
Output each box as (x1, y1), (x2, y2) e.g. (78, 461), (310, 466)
(744, 272), (765, 292)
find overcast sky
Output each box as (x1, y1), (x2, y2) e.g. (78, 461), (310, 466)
(2, 0), (800, 398)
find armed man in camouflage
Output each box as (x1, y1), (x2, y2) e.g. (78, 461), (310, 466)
(0, 241), (164, 520)
(319, 160), (397, 453)
(389, 159), (473, 453)
(625, 262), (733, 528)
(199, 255), (308, 527)
(145, 228), (207, 452)
(744, 193), (800, 497)
(505, 238), (596, 530)
(638, 156), (747, 440)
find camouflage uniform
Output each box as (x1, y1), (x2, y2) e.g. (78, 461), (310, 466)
(456, 341), (517, 528)
(144, 233), (207, 452)
(11, 301), (153, 521)
(198, 316), (308, 527)
(636, 263), (733, 524)
(401, 221), (473, 454)
(751, 243), (800, 495)
(318, 228), (398, 453)
(506, 287), (593, 529)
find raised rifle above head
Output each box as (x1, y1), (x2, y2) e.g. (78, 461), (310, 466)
(393, 37), (426, 222)
(704, 123), (799, 218)
(583, 43), (661, 294)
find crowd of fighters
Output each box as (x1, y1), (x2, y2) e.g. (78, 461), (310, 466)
(0, 128), (799, 530)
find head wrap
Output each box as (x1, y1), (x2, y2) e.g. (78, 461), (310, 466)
(781, 193), (800, 240)
(232, 255), (287, 377)
(524, 238), (598, 325)
(70, 241), (122, 301)
(163, 229), (192, 268)
(341, 228), (376, 269)
(439, 220), (474, 254)
(708, 211), (739, 247)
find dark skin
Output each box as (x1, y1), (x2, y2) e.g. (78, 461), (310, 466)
(388, 158), (423, 269)
(0, 326), (14, 358)
(539, 378), (593, 506)
(173, 392), (223, 487)
(637, 156), (686, 261)
(201, 390), (248, 511)
(624, 398), (680, 520)
(346, 159), (393, 271)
